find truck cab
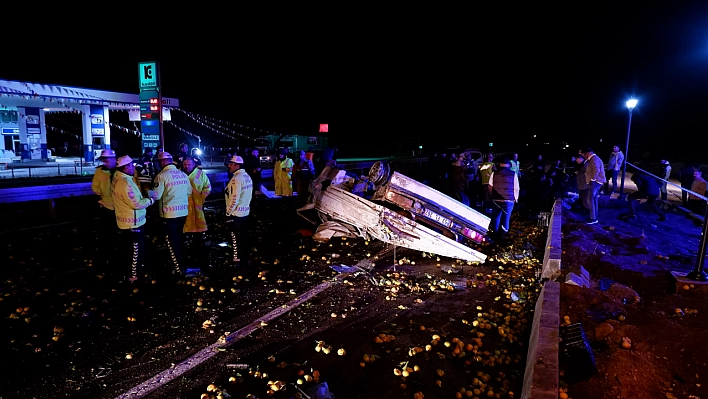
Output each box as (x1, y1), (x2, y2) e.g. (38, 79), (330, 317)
(368, 161), (489, 244)
(299, 165), (488, 263)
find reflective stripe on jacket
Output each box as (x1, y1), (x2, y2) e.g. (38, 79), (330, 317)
(154, 164), (192, 218)
(226, 169), (253, 217)
(479, 162), (495, 184)
(111, 171), (153, 229)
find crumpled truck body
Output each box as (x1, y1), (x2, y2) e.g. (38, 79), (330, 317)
(299, 166), (487, 263)
(370, 167), (490, 244)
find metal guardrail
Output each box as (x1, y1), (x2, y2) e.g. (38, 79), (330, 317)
(0, 157), (430, 204)
(0, 159), (225, 180)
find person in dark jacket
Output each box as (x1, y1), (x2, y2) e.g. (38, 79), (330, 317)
(488, 158), (519, 241)
(151, 146), (163, 176)
(136, 147), (154, 178)
(189, 148), (202, 167)
(679, 162), (698, 207)
(175, 143), (190, 169)
(449, 153), (470, 206)
(243, 148), (262, 196)
(292, 150), (316, 209)
(620, 173), (666, 222)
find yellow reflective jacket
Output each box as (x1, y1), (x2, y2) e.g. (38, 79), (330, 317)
(479, 162), (496, 185)
(154, 164), (192, 218)
(274, 157), (294, 196)
(184, 168), (212, 233)
(91, 166), (114, 210)
(111, 171), (154, 229)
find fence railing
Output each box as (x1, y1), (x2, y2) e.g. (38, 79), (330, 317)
(0, 158), (225, 180)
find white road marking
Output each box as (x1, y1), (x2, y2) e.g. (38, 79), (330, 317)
(114, 273), (351, 399)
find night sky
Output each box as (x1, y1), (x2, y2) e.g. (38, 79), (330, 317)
(4, 2), (708, 160)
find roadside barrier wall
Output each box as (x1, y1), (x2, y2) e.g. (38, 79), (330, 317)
(521, 198), (562, 399)
(541, 199), (563, 280)
(521, 281), (560, 399)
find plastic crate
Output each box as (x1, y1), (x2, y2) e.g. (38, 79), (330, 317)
(559, 323), (596, 381)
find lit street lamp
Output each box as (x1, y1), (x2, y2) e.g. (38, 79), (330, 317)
(618, 98), (637, 199)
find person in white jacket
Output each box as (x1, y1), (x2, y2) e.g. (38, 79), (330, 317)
(111, 156), (157, 281)
(660, 159), (672, 201)
(225, 155), (253, 266)
(154, 151), (192, 275)
(604, 145), (624, 194)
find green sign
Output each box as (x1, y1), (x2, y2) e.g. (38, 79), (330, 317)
(139, 62), (158, 90)
(139, 61), (163, 149)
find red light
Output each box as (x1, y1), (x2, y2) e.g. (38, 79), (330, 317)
(150, 105), (159, 111)
(149, 98), (158, 104)
(319, 124), (328, 133)
(463, 228), (484, 243)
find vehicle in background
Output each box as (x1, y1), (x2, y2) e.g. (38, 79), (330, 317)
(259, 152), (276, 164)
(253, 134), (329, 164)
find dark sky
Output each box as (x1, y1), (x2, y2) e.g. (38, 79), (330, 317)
(4, 2), (708, 159)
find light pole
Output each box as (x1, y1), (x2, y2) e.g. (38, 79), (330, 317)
(687, 206), (708, 281)
(618, 98), (637, 199)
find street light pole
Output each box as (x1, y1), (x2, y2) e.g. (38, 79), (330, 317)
(618, 99), (637, 200)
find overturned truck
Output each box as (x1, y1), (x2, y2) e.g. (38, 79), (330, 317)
(297, 161), (490, 263)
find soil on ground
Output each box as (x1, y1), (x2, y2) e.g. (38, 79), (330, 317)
(0, 193), (548, 399)
(559, 194), (708, 399)
(4, 181), (706, 399)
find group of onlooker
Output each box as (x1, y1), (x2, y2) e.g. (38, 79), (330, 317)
(562, 144), (707, 224)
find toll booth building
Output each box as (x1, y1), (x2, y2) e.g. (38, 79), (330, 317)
(0, 79), (178, 162)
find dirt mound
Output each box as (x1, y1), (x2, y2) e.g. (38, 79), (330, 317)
(560, 198), (708, 399)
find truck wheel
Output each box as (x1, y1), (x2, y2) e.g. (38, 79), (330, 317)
(369, 161), (391, 188)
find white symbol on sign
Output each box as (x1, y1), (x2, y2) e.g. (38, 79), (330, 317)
(91, 114), (104, 125)
(140, 62), (157, 89)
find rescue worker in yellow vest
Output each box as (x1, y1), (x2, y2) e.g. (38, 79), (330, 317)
(92, 149), (118, 268)
(274, 149), (294, 197)
(183, 157), (212, 271)
(111, 156), (157, 282)
(488, 158), (520, 242)
(478, 153), (496, 211)
(225, 155), (253, 266)
(154, 151), (192, 276)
